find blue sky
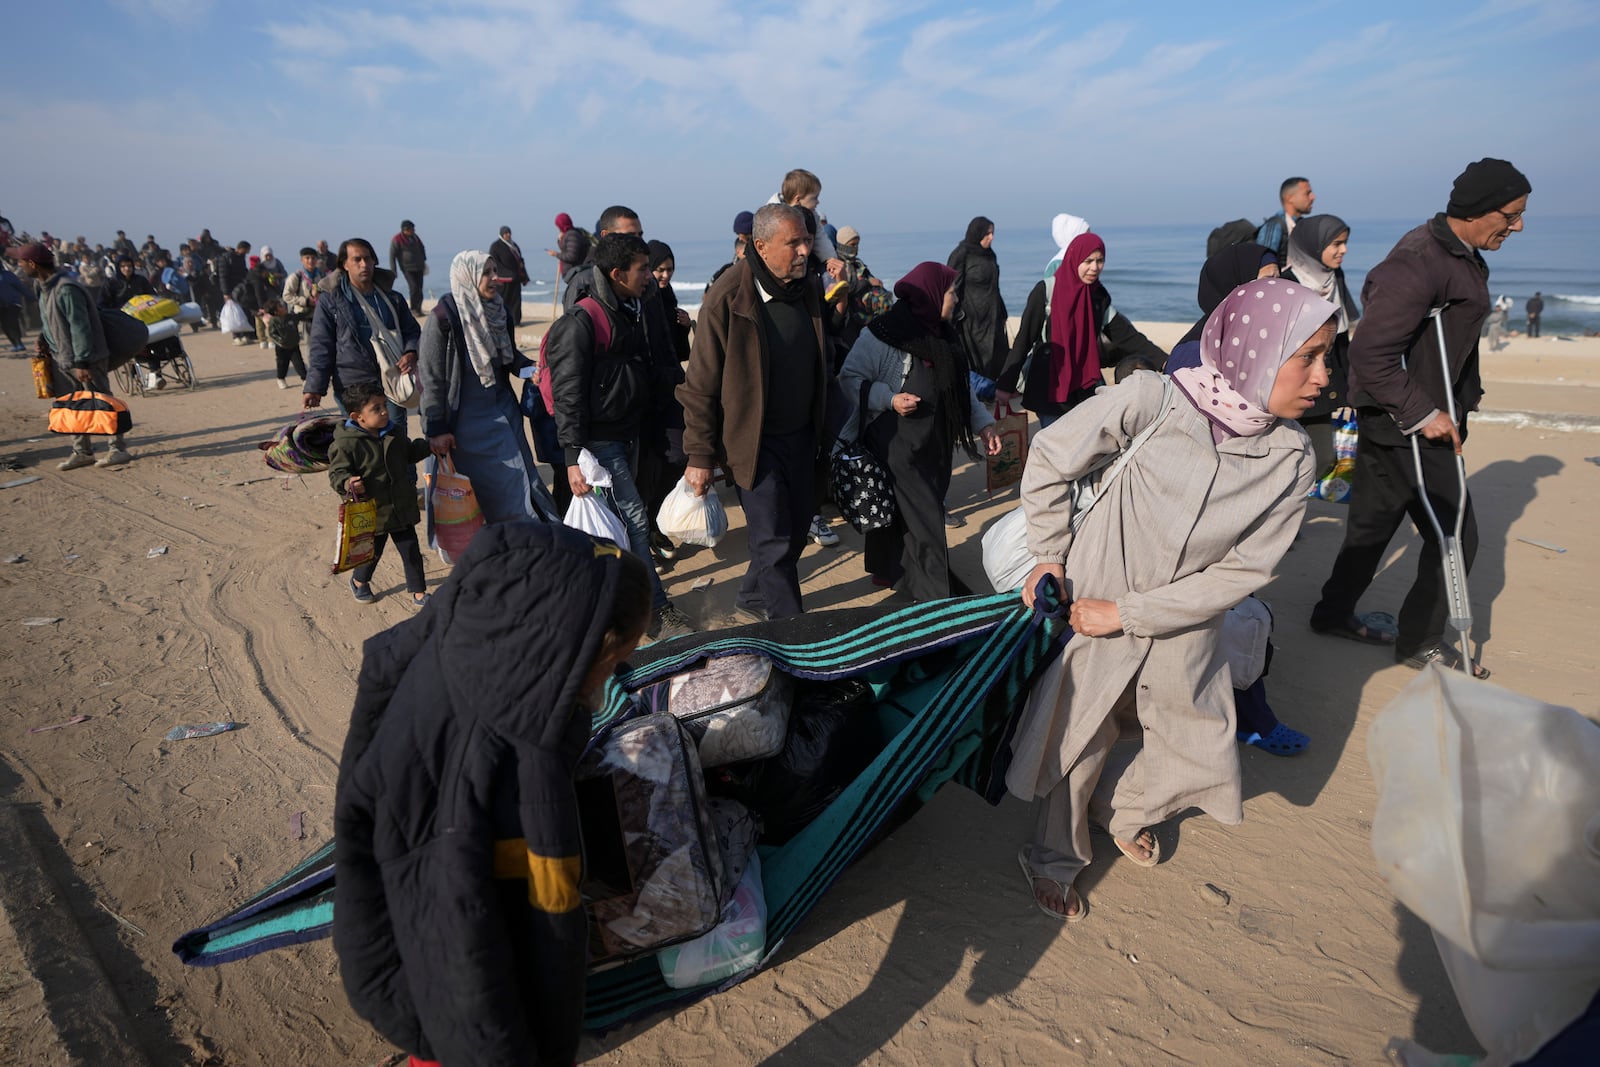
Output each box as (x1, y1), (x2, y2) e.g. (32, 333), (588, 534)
(4, 0), (1593, 258)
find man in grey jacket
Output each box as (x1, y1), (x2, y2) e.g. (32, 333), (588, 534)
(389, 220), (427, 314)
(14, 243), (132, 468)
(1310, 158), (1530, 678)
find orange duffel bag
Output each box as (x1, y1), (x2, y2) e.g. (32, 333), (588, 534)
(48, 391), (132, 436)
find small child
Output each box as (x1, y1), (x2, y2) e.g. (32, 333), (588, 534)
(264, 298), (307, 389)
(327, 382), (432, 607)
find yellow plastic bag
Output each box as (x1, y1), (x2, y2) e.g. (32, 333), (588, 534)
(122, 294), (181, 324)
(330, 497), (379, 574)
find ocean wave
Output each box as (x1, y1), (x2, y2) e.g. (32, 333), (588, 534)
(1552, 294), (1600, 306)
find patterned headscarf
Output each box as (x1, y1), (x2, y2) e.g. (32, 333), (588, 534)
(1173, 277), (1336, 441)
(449, 250), (515, 388)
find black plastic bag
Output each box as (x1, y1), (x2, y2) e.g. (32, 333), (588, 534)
(707, 679), (882, 845)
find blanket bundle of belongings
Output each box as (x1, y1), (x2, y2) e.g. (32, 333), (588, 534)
(172, 590), (1067, 1030)
(578, 654), (884, 988)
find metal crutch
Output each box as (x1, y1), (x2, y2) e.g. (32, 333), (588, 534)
(1400, 306), (1475, 673)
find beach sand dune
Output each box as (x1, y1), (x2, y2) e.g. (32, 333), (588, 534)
(1, 324), (1595, 1064)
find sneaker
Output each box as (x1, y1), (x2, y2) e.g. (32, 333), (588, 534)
(276, 379), (288, 390)
(349, 577), (375, 603)
(146, 372), (167, 390)
(944, 510), (966, 529)
(259, 341), (270, 349)
(10, 343), (23, 354)
(232, 336), (248, 346)
(650, 602), (696, 642)
(58, 451), (96, 471)
(97, 448), (132, 467)
(808, 514), (840, 547)
(650, 530), (677, 561)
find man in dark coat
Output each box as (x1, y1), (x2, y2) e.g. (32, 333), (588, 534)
(1310, 158), (1530, 677)
(389, 220), (427, 314)
(1526, 291), (1544, 338)
(334, 521), (649, 1067)
(488, 226), (531, 327)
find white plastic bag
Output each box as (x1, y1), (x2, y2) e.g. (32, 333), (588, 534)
(218, 298), (250, 334)
(562, 449), (630, 548)
(1370, 666), (1600, 1066)
(655, 476), (727, 548)
(657, 852), (767, 989)
(981, 507), (1032, 593)
(1221, 597), (1273, 689)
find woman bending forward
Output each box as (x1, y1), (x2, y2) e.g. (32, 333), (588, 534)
(1008, 278), (1335, 921)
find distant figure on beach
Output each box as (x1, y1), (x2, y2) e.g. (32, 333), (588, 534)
(948, 216), (1010, 386)
(1310, 157), (1530, 678)
(1009, 277), (1333, 922)
(389, 220), (427, 315)
(994, 231), (1166, 429)
(1283, 215), (1361, 475)
(1485, 299), (1509, 351)
(547, 212), (589, 281)
(680, 204), (828, 621)
(15, 242), (135, 469)
(488, 226), (530, 327)
(1257, 176), (1317, 268)
(1526, 291), (1544, 337)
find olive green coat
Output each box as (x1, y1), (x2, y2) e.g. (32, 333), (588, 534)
(327, 421), (430, 534)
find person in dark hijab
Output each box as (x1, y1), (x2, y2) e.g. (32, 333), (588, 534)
(639, 239), (692, 566)
(335, 522), (652, 1067)
(947, 216), (1009, 385)
(836, 262), (1002, 602)
(1167, 241), (1280, 365)
(1283, 215), (1361, 475)
(646, 239), (691, 362)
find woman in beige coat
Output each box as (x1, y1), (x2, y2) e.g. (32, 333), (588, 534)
(1010, 278), (1336, 921)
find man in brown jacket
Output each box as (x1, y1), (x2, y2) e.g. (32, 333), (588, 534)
(1310, 158), (1530, 677)
(679, 204), (827, 620)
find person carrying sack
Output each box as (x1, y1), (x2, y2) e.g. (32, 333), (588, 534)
(12, 242), (132, 469)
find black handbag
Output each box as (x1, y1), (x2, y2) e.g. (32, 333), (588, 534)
(830, 381), (897, 534)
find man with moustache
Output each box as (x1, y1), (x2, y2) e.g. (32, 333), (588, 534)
(1310, 158), (1530, 679)
(679, 204), (827, 621)
(488, 225), (531, 327)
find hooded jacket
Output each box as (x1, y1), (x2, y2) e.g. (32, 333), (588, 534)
(304, 268), (421, 400)
(334, 522), (630, 1067)
(1346, 214), (1490, 445)
(326, 418), (430, 532)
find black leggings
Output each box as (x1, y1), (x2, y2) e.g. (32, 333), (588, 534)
(0, 305), (21, 346)
(274, 345), (307, 380)
(352, 527), (427, 594)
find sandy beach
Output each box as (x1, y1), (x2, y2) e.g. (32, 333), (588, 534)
(2, 313), (1597, 1065)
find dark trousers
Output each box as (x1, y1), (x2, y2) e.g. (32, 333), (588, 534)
(503, 283), (523, 327)
(353, 527), (427, 593)
(0, 306), (21, 346)
(402, 269), (424, 314)
(1312, 423), (1478, 656)
(1528, 316), (1541, 338)
(735, 427), (816, 619)
(274, 345), (307, 380)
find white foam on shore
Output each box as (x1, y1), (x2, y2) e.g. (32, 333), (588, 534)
(1553, 294), (1600, 307)
(1474, 409), (1600, 433)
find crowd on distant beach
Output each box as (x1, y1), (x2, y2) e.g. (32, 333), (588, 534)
(0, 157), (1542, 1066)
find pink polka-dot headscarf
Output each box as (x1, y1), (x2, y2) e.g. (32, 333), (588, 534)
(1173, 277), (1335, 441)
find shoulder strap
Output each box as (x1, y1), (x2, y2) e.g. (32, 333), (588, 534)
(576, 296), (611, 352)
(1069, 377), (1177, 534)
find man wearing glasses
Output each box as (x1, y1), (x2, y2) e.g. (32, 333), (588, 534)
(1310, 158), (1529, 678)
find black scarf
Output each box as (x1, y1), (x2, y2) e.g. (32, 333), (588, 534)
(868, 302), (980, 460)
(959, 216), (997, 262)
(745, 246), (808, 304)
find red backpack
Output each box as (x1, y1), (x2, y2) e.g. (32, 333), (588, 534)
(537, 296), (611, 413)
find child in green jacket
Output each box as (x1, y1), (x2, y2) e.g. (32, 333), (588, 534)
(328, 381), (432, 606)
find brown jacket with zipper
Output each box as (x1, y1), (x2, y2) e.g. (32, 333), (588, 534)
(677, 258), (827, 489)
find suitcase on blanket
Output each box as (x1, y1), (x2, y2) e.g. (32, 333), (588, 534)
(658, 654), (794, 768)
(576, 713), (725, 966)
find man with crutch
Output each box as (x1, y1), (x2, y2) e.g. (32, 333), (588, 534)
(1310, 159), (1530, 679)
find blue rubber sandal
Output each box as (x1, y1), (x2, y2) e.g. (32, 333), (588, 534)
(1238, 722), (1310, 757)
(349, 577), (375, 603)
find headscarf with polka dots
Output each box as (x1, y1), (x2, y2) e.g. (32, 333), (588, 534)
(1173, 277), (1335, 441)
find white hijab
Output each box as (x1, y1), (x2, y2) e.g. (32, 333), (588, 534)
(449, 250), (515, 387)
(1044, 213), (1091, 276)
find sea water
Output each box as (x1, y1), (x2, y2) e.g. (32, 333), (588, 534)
(519, 214), (1599, 336)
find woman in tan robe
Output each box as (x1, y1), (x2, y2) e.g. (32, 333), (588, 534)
(1009, 278), (1336, 921)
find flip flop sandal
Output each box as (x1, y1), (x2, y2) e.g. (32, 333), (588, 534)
(1311, 612), (1397, 646)
(1016, 848), (1085, 923)
(1238, 723), (1311, 757)
(350, 577), (375, 603)
(1111, 829), (1161, 868)
(1399, 644), (1490, 680)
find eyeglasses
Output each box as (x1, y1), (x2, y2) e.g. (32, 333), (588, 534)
(1492, 208), (1525, 225)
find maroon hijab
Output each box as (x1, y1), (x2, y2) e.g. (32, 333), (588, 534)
(893, 261), (957, 334)
(1047, 232), (1107, 402)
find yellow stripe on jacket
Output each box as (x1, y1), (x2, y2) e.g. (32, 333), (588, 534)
(493, 838), (582, 914)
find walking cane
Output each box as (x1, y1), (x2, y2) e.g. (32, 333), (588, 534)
(1400, 306), (1475, 673)
(551, 263), (560, 320)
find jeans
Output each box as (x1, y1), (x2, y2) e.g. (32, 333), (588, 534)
(584, 439), (667, 609)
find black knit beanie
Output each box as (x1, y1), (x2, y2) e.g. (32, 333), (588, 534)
(1447, 158), (1531, 219)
